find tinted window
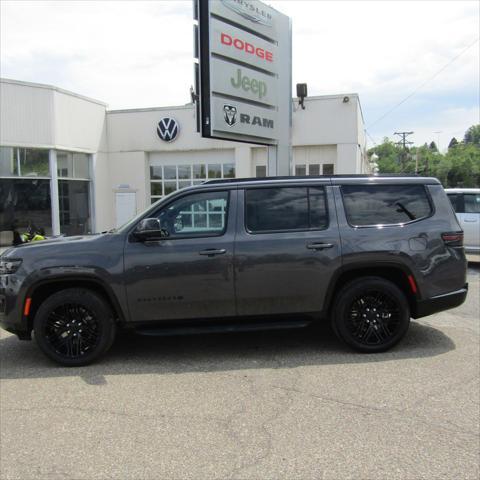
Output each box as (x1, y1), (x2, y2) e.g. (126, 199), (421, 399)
(309, 187), (328, 229)
(156, 191), (228, 237)
(245, 186), (328, 232)
(447, 194), (461, 213)
(464, 194), (480, 213)
(342, 185), (432, 226)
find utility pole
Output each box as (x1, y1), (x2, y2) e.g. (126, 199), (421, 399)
(394, 131), (414, 171)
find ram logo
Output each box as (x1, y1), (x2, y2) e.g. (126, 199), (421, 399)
(223, 105), (238, 127)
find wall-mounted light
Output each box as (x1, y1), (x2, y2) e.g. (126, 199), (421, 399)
(296, 83), (308, 110)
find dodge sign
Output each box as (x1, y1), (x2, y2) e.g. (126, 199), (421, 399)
(194, 0), (291, 145)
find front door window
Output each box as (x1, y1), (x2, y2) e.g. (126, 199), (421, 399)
(156, 191), (229, 238)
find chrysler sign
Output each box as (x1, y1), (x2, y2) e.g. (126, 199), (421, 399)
(195, 0), (291, 145)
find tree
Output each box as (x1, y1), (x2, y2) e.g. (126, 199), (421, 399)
(464, 125), (480, 146)
(368, 125), (480, 187)
(448, 137), (458, 149)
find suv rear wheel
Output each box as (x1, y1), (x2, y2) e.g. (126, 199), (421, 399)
(33, 288), (116, 366)
(332, 277), (410, 352)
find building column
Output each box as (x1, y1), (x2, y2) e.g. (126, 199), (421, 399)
(234, 146), (252, 177)
(49, 149), (61, 236)
(90, 153), (97, 233)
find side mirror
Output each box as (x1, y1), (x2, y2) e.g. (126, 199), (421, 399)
(133, 218), (170, 241)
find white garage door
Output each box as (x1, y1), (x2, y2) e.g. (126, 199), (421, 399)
(149, 149), (235, 203)
(293, 145), (337, 176)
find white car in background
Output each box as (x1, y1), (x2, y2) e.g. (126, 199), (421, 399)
(446, 188), (480, 262)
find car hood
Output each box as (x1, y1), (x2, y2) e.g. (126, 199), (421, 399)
(1, 234), (105, 257)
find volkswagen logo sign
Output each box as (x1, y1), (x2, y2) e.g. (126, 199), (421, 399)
(157, 117), (179, 142)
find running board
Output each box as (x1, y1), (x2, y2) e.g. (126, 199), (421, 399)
(134, 319), (312, 337)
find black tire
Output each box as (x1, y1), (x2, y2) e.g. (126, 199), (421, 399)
(33, 288), (116, 366)
(331, 277), (410, 353)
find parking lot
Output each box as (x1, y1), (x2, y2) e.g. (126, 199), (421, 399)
(0, 266), (478, 480)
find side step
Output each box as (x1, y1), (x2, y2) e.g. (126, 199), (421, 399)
(134, 319), (312, 337)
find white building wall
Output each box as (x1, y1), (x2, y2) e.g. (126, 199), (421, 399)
(54, 90), (106, 152)
(291, 95), (359, 146)
(0, 78), (106, 152)
(336, 144), (359, 174)
(0, 79), (55, 148)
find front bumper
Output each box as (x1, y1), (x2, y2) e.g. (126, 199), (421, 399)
(414, 284), (468, 318)
(0, 274), (30, 339)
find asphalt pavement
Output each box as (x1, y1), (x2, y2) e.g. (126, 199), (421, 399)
(1, 266), (479, 480)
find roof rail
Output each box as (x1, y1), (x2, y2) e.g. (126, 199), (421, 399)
(203, 174), (425, 185)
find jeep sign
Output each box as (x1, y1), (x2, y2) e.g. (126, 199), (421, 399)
(195, 0), (291, 145)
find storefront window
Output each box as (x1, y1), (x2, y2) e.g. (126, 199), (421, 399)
(0, 147), (50, 177)
(323, 164), (334, 175)
(0, 178), (52, 247)
(150, 162), (236, 203)
(58, 180), (91, 236)
(57, 151), (90, 179)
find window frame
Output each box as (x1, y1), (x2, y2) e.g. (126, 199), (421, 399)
(243, 185), (330, 235)
(340, 184), (435, 228)
(131, 189), (231, 241)
(149, 162), (236, 203)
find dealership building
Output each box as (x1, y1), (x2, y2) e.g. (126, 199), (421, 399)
(0, 77), (369, 246)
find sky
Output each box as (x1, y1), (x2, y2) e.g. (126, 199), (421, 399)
(1, 0), (479, 151)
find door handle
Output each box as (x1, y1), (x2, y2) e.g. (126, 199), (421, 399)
(199, 248), (227, 257)
(306, 242), (334, 250)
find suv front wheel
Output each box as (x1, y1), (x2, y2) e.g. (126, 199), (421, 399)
(332, 277), (410, 353)
(33, 288), (116, 366)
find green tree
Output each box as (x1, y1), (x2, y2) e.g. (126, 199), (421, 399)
(464, 125), (480, 146)
(429, 141), (438, 152)
(368, 125), (480, 187)
(448, 137), (458, 149)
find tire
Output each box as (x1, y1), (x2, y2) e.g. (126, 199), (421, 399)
(331, 277), (410, 353)
(33, 288), (116, 366)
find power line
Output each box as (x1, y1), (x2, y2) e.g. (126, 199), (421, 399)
(367, 37), (480, 130)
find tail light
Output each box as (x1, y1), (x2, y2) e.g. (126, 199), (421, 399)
(442, 231), (464, 246)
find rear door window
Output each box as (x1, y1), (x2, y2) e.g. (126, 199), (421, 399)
(342, 185), (432, 226)
(245, 186), (328, 233)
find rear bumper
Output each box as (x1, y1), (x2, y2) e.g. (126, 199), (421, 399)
(465, 249), (480, 263)
(414, 284), (468, 318)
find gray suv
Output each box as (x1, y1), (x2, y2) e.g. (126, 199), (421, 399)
(0, 176), (468, 366)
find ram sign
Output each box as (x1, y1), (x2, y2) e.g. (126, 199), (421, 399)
(195, 0), (291, 145)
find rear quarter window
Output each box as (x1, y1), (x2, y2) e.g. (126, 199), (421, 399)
(342, 184), (433, 226)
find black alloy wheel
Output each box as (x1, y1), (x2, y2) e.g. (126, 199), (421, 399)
(332, 277), (410, 353)
(34, 288), (116, 366)
(44, 304), (100, 359)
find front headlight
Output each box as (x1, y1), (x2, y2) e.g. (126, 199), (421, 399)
(0, 259), (22, 274)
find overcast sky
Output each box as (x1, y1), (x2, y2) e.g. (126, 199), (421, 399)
(1, 0), (478, 150)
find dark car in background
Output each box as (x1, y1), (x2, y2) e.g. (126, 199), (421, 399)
(0, 175), (468, 366)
